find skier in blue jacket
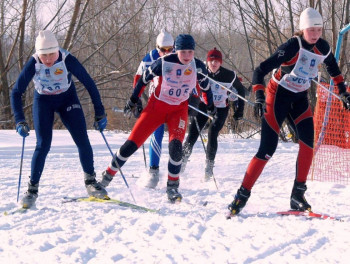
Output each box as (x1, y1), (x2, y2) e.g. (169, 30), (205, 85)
(11, 30), (108, 208)
(132, 29), (174, 188)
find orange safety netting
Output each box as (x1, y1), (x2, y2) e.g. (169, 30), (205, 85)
(309, 83), (350, 184)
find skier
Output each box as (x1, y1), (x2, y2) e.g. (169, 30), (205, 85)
(100, 34), (216, 202)
(11, 30), (108, 208)
(228, 7), (350, 215)
(181, 48), (246, 180)
(132, 29), (174, 188)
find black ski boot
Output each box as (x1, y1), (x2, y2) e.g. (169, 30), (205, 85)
(227, 186), (251, 216)
(84, 172), (109, 199)
(100, 170), (114, 188)
(166, 179), (182, 203)
(204, 159), (215, 181)
(290, 180), (312, 211)
(21, 182), (39, 209)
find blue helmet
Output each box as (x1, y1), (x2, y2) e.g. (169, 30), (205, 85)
(175, 34), (195, 51)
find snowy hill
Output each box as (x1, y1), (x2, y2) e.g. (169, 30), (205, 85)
(0, 130), (349, 263)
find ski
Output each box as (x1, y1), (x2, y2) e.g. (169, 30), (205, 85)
(62, 196), (158, 213)
(4, 207), (28, 216)
(276, 210), (343, 221)
(226, 210), (343, 221)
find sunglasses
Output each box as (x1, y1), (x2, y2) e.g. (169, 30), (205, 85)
(159, 46), (173, 53)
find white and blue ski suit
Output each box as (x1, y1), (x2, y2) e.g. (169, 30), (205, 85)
(11, 49), (105, 185)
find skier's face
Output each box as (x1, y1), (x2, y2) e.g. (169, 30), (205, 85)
(207, 59), (221, 73)
(38, 51), (59, 67)
(177, 50), (194, 65)
(303, 27), (322, 44)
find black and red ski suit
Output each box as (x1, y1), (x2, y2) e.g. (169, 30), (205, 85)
(241, 35), (346, 190)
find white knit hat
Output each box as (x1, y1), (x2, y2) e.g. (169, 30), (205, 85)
(299, 7), (323, 30)
(156, 29), (174, 48)
(35, 30), (59, 55)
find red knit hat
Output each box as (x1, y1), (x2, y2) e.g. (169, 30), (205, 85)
(207, 47), (222, 63)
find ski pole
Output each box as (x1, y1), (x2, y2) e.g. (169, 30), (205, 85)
(142, 144), (147, 168)
(188, 104), (214, 120)
(193, 117), (219, 190)
(17, 137), (25, 202)
(198, 72), (254, 106)
(311, 79), (343, 101)
(112, 107), (124, 113)
(100, 131), (136, 203)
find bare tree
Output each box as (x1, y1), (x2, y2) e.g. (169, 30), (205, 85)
(1, 0), (349, 132)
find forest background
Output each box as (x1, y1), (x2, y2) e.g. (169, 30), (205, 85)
(0, 0), (349, 134)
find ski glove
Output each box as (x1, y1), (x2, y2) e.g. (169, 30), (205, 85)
(254, 90), (266, 118)
(207, 103), (217, 119)
(94, 114), (107, 131)
(134, 99), (143, 118)
(16, 121), (30, 137)
(124, 97), (143, 119)
(340, 92), (350, 110)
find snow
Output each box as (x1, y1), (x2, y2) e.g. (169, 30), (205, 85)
(0, 130), (349, 263)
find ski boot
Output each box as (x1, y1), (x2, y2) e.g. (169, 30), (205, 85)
(100, 170), (114, 188)
(290, 180), (312, 211)
(21, 182), (39, 209)
(145, 166), (160, 189)
(166, 179), (182, 203)
(180, 143), (192, 173)
(204, 159), (214, 181)
(84, 172), (109, 199)
(227, 186), (251, 217)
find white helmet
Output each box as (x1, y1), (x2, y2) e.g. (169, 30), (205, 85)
(156, 29), (174, 48)
(299, 7), (323, 30)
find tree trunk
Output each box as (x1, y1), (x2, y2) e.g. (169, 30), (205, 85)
(63, 0), (82, 50)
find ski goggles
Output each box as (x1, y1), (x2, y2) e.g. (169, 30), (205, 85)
(158, 46), (173, 53)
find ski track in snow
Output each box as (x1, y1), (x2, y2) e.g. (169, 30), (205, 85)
(0, 130), (349, 263)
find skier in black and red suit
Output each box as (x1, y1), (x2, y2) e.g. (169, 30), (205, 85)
(228, 7), (350, 215)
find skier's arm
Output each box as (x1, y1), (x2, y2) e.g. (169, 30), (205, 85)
(10, 58), (36, 123)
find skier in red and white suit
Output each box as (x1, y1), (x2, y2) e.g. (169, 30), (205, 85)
(100, 34), (216, 202)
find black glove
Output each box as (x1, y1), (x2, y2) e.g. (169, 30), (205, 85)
(124, 97), (142, 119)
(340, 92), (350, 110)
(134, 99), (143, 118)
(94, 113), (107, 131)
(188, 95), (200, 117)
(207, 103), (217, 119)
(233, 110), (243, 121)
(254, 90), (266, 118)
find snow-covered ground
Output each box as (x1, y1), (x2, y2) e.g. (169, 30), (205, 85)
(0, 130), (349, 263)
